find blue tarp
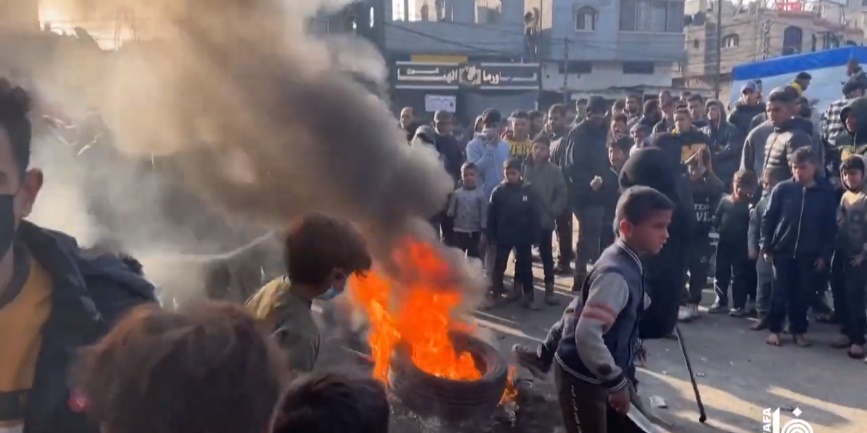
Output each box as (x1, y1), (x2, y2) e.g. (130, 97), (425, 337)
(732, 46), (867, 81)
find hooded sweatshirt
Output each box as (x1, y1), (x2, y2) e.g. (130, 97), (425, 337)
(728, 101), (766, 139)
(465, 134), (511, 200)
(651, 126), (713, 172)
(701, 119), (741, 182)
(562, 119), (610, 209)
(837, 155), (867, 257)
(836, 97), (867, 160)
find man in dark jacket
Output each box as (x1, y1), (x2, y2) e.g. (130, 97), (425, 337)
(762, 87), (816, 187)
(652, 106), (713, 172)
(702, 100), (742, 190)
(563, 96), (610, 282)
(728, 82), (765, 141)
(619, 148), (696, 339)
(0, 79), (156, 433)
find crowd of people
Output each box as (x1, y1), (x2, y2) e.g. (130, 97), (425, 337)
(3, 57), (867, 433)
(399, 69), (867, 432)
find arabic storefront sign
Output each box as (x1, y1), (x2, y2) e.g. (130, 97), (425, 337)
(394, 61), (539, 91)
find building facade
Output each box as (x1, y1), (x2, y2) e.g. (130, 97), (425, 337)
(540, 0), (687, 103)
(382, 0), (540, 121)
(679, 0), (865, 101)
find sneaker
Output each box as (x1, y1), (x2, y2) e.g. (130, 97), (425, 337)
(555, 264), (574, 276)
(505, 282), (523, 302)
(707, 302), (728, 314)
(729, 308), (748, 318)
(511, 344), (550, 379)
(678, 305), (699, 322)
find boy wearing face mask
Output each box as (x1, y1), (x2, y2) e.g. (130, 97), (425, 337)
(247, 213), (372, 373)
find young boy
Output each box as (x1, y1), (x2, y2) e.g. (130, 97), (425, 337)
(748, 167), (788, 330)
(512, 186), (675, 433)
(599, 137), (632, 248)
(679, 150), (724, 321)
(247, 214), (373, 373)
(486, 158), (541, 309)
(760, 147), (838, 347)
(447, 162), (487, 259)
(709, 169), (757, 316)
(523, 137), (567, 305)
(831, 155), (867, 358)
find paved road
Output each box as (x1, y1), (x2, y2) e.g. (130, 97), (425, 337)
(474, 241), (867, 433)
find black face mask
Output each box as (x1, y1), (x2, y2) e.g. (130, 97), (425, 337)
(0, 194), (17, 258)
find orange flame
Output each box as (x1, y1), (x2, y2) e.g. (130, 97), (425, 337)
(499, 366), (518, 405)
(349, 239), (481, 382)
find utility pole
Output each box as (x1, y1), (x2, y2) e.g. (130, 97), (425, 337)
(713, 0), (723, 100)
(536, 0), (544, 109)
(562, 38), (569, 104)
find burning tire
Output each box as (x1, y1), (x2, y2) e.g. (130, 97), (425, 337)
(388, 332), (508, 424)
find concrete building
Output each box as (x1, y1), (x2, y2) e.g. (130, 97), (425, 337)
(539, 0), (687, 103)
(381, 0), (540, 120)
(678, 0), (865, 101)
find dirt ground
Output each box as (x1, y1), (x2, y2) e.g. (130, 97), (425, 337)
(473, 242), (867, 433)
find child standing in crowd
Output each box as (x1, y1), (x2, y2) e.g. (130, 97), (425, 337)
(680, 150), (724, 321)
(486, 158), (541, 309)
(832, 155), (867, 359)
(610, 113), (629, 139)
(710, 170), (757, 316)
(512, 186), (675, 433)
(447, 162), (487, 259)
(761, 148), (838, 347)
(600, 137), (632, 247)
(748, 167), (788, 330)
(524, 137), (568, 305)
(504, 111), (533, 162)
(247, 214), (372, 373)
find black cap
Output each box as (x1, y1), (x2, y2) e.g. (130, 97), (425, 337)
(843, 78), (866, 95)
(796, 72), (812, 80)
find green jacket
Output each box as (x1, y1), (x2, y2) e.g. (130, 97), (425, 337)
(523, 159), (568, 230)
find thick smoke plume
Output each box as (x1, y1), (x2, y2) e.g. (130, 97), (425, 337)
(29, 0), (483, 302)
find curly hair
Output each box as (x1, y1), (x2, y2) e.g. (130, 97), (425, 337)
(71, 302), (285, 433)
(0, 78), (31, 173)
(284, 213), (372, 287)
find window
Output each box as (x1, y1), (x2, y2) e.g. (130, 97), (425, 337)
(622, 61), (655, 74)
(575, 6), (598, 31)
(722, 34), (739, 48)
(475, 0), (502, 24)
(693, 39), (700, 49)
(620, 0), (683, 32)
(782, 25), (803, 55)
(559, 61), (593, 74)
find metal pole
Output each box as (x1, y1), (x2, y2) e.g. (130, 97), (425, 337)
(537, 0), (544, 109)
(562, 38), (569, 104)
(713, 0), (723, 100)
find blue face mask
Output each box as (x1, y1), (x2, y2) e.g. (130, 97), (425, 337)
(316, 286), (342, 301)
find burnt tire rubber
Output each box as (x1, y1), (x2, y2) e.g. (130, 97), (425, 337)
(388, 332), (508, 425)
